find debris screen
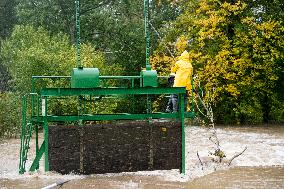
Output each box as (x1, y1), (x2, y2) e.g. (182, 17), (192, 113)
(48, 121), (181, 174)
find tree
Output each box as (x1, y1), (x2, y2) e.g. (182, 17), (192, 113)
(0, 25), (124, 137)
(0, 0), (18, 91)
(17, 0), (74, 41)
(244, 0), (284, 22)
(0, 0), (18, 39)
(16, 0), (142, 74)
(152, 0), (284, 124)
(16, 0), (181, 75)
(1, 25), (124, 93)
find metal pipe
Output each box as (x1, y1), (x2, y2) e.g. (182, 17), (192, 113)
(32, 75), (168, 79)
(144, 0), (151, 71)
(76, 0), (82, 68)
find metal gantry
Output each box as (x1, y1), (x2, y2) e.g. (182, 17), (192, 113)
(19, 76), (195, 174)
(19, 0), (195, 175)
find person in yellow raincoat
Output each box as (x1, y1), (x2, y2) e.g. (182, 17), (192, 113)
(169, 50), (193, 112)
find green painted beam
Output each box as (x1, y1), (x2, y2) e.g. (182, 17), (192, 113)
(32, 113), (182, 122)
(179, 93), (186, 174)
(32, 112), (194, 122)
(41, 87), (186, 97)
(32, 75), (167, 79)
(29, 142), (45, 172)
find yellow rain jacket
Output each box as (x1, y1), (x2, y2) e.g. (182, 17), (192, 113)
(171, 50), (193, 91)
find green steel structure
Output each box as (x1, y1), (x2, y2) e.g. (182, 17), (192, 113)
(19, 0), (196, 175)
(19, 76), (195, 174)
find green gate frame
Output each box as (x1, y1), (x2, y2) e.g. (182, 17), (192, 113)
(19, 0), (196, 175)
(19, 75), (195, 175)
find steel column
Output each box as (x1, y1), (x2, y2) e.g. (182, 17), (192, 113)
(44, 96), (49, 172)
(179, 93), (185, 174)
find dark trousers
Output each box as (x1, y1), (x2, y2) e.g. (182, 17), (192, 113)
(166, 94), (187, 112)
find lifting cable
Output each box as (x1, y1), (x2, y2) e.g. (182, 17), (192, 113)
(148, 21), (175, 59)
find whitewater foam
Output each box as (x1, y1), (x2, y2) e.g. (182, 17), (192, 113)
(1, 125), (283, 183)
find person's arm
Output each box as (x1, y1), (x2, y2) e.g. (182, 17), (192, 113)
(171, 62), (179, 73)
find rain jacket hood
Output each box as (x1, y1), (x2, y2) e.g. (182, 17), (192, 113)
(178, 50), (190, 61)
(171, 50), (193, 91)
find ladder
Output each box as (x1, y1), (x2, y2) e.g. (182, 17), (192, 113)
(19, 93), (39, 174)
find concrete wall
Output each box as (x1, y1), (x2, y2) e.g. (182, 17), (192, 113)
(48, 121), (181, 174)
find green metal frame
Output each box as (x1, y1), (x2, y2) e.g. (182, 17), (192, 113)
(40, 87), (185, 96)
(19, 0), (194, 176)
(19, 75), (195, 175)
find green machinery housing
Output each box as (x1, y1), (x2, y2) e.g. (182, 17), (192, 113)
(19, 0), (195, 175)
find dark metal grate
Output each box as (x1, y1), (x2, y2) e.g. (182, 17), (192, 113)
(48, 121), (181, 174)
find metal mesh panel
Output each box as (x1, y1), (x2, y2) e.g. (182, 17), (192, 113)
(48, 121), (181, 174)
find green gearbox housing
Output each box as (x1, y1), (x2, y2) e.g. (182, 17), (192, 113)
(71, 68), (100, 88)
(140, 70), (158, 87)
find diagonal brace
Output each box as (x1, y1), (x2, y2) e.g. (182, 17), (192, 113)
(29, 141), (45, 172)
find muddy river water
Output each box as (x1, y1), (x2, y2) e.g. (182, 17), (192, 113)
(0, 125), (283, 189)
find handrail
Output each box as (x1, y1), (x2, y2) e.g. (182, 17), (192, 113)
(31, 75), (169, 91)
(31, 75), (168, 79)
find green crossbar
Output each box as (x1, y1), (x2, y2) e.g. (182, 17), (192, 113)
(32, 113), (178, 122)
(32, 112), (194, 122)
(41, 87), (186, 97)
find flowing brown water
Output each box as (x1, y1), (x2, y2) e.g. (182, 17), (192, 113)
(1, 125), (284, 188)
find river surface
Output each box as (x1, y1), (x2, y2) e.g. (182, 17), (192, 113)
(0, 125), (284, 188)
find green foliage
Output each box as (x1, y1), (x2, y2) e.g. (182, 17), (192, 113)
(1, 25), (122, 93)
(16, 0), (75, 40)
(0, 0), (18, 39)
(0, 0), (18, 89)
(2, 25), (75, 93)
(244, 0), (284, 22)
(0, 92), (21, 138)
(81, 0), (145, 75)
(152, 0), (284, 124)
(0, 25), (123, 137)
(0, 0), (283, 132)
(15, 0), (182, 75)
(16, 0), (144, 75)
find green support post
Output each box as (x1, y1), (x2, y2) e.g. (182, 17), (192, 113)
(43, 96), (49, 172)
(141, 0), (158, 87)
(35, 124), (39, 170)
(179, 93), (186, 174)
(19, 96), (27, 174)
(35, 96), (39, 170)
(191, 77), (195, 113)
(76, 0), (81, 68)
(144, 0), (150, 71)
(30, 142), (45, 171)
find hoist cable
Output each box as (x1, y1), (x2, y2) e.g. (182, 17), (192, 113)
(148, 21), (175, 59)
